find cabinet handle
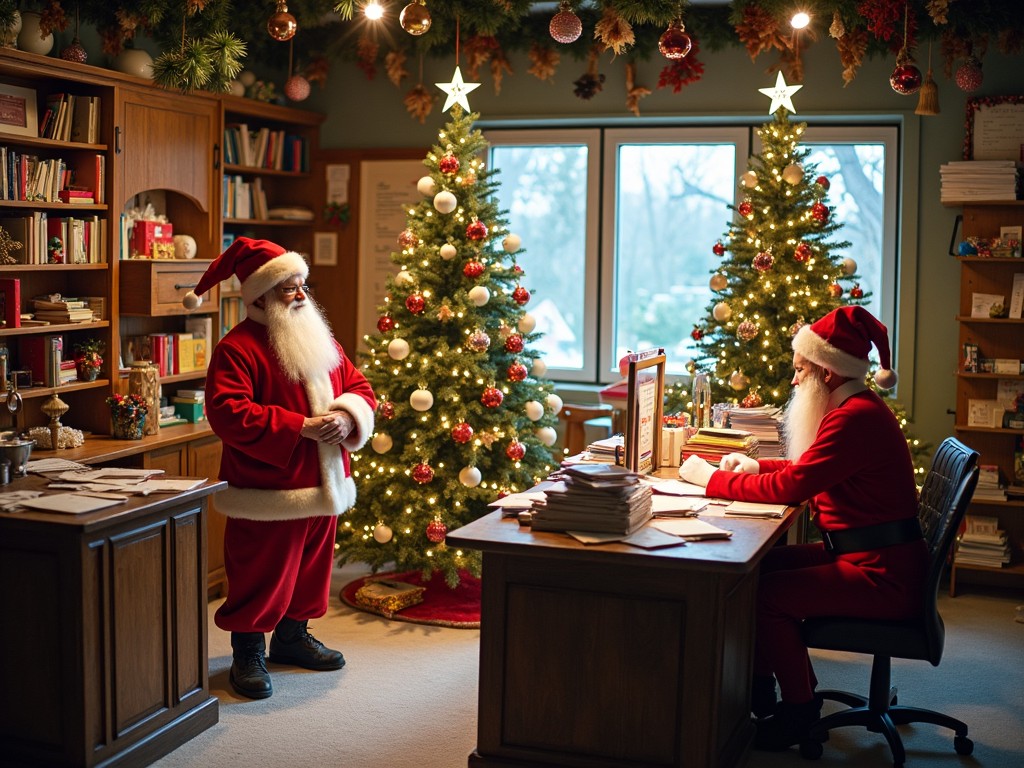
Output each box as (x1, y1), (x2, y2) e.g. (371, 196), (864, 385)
(214, 143), (221, 170)
(175, 282), (199, 290)
(115, 126), (122, 154)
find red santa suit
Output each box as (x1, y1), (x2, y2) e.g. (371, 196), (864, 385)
(706, 380), (927, 703)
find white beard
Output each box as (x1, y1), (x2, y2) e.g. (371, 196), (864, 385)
(265, 296), (341, 387)
(783, 372), (830, 462)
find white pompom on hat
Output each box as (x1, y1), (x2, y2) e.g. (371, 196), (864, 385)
(792, 305), (898, 389)
(182, 236), (308, 311)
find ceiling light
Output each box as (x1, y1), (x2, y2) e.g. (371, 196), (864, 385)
(364, 1), (385, 20)
(791, 11), (810, 29)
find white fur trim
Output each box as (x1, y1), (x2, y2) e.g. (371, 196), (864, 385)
(241, 251), (309, 305)
(213, 476), (356, 521)
(792, 325), (870, 380)
(332, 392), (375, 451)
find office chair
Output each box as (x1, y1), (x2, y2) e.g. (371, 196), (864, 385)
(799, 436), (980, 768)
(558, 403), (614, 456)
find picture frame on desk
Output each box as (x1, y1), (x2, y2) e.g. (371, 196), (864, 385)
(0, 83), (38, 138)
(623, 348), (666, 475)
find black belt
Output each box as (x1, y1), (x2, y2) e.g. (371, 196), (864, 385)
(821, 517), (923, 555)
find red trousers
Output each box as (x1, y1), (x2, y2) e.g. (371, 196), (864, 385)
(754, 541), (927, 703)
(214, 515), (338, 634)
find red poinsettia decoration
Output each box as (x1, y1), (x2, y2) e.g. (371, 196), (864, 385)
(657, 36), (705, 93)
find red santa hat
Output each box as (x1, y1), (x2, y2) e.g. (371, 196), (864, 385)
(792, 305), (898, 389)
(182, 237), (308, 310)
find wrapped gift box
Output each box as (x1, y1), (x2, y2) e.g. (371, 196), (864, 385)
(131, 221), (174, 258)
(354, 578), (425, 618)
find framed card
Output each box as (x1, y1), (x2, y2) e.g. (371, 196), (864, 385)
(999, 225), (1022, 242)
(964, 95), (1024, 160)
(0, 83), (38, 138)
(623, 348), (666, 475)
(313, 231), (338, 266)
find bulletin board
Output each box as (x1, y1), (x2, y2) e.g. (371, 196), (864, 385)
(624, 348), (666, 475)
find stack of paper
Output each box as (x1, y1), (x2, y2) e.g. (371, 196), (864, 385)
(940, 160), (1022, 203)
(955, 515), (1011, 567)
(585, 434), (623, 461)
(726, 406), (784, 459)
(680, 428), (758, 463)
(531, 464), (652, 535)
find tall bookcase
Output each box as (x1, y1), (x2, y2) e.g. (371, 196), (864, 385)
(951, 201), (1024, 595)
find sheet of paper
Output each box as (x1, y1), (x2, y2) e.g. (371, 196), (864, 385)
(131, 478), (208, 493)
(621, 526), (688, 550)
(489, 492), (548, 508)
(58, 468), (165, 482)
(17, 493), (124, 515)
(651, 495), (708, 515)
(650, 518), (733, 540)
(566, 530), (626, 545)
(724, 501), (787, 518)
(27, 458), (91, 472)
(650, 479), (708, 496)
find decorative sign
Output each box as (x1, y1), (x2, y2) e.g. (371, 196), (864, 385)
(624, 348), (666, 475)
(964, 95), (1024, 160)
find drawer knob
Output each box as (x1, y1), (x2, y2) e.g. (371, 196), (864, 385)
(175, 282), (199, 290)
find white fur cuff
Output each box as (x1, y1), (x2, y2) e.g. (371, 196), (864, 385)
(332, 392), (375, 451)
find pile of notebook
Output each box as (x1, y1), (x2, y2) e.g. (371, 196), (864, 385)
(531, 464), (652, 535)
(679, 427), (758, 464)
(725, 406), (783, 459)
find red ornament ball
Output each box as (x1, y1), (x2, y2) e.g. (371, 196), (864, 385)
(61, 39), (88, 64)
(405, 292), (426, 314)
(828, 283), (843, 298)
(815, 175), (830, 190)
(378, 400), (395, 420)
(955, 56), (983, 92)
(889, 63), (922, 95)
(505, 440), (527, 461)
(466, 219), (488, 241)
(463, 260), (485, 279)
(738, 200), (754, 217)
(850, 283), (864, 299)
(451, 422), (474, 444)
(794, 242), (813, 263)
(507, 361), (529, 381)
(512, 286), (531, 305)
(467, 329), (491, 352)
(504, 333), (525, 353)
(439, 153), (460, 175)
(481, 386), (504, 408)
(742, 391), (763, 408)
(690, 325), (704, 342)
(397, 228), (419, 248)
(412, 462), (434, 484)
(811, 202), (829, 222)
(737, 320), (759, 342)
(712, 240), (726, 256)
(753, 251), (774, 272)
(513, 264), (524, 274)
(426, 517), (448, 543)
(549, 7), (583, 44)
(658, 20), (692, 60)
(377, 315), (395, 333)
(284, 74), (311, 102)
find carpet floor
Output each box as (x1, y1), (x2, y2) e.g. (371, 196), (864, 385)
(152, 562), (1024, 768)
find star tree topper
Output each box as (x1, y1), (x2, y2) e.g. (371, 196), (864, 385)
(758, 72), (802, 114)
(436, 65), (480, 113)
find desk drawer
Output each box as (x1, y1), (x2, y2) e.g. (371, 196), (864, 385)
(120, 260), (219, 316)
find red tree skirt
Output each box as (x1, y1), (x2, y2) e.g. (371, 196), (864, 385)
(340, 569), (481, 629)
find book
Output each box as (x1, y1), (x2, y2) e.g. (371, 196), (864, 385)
(57, 189), (94, 204)
(0, 277), (20, 328)
(1010, 273), (1024, 320)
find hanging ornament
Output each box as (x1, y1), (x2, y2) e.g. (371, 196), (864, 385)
(507, 361), (529, 382)
(889, 56), (922, 95)
(549, 0), (582, 44)
(378, 400), (396, 420)
(811, 202), (829, 222)
(955, 55), (983, 92)
(405, 293), (426, 314)
(267, 0), (298, 41)
(504, 334), (525, 353)
(850, 283), (864, 299)
(729, 370), (749, 391)
(740, 171), (758, 189)
(463, 259), (485, 279)
(741, 390), (763, 408)
(525, 400), (545, 421)
(372, 522), (393, 543)
(690, 325), (704, 341)
(658, 18), (692, 60)
(815, 175), (830, 191)
(737, 320), (759, 341)
(512, 286), (531, 305)
(782, 163), (804, 185)
(466, 219), (488, 241)
(712, 240), (726, 256)
(481, 387), (504, 408)
(468, 286), (491, 306)
(413, 462), (435, 484)
(410, 387), (434, 411)
(738, 200), (754, 217)
(439, 243), (457, 260)
(532, 358), (548, 377)
(459, 466), (482, 488)
(789, 317), (806, 336)
(397, 228), (419, 248)
(284, 74), (311, 102)
(546, 393), (564, 414)
(518, 313), (537, 334)
(753, 251), (775, 272)
(915, 52), (940, 116)
(709, 274), (727, 291)
(536, 426), (558, 447)
(794, 242), (813, 263)
(387, 338), (410, 360)
(713, 302), (732, 322)
(400, 1), (432, 36)
(467, 329), (491, 352)
(437, 305), (454, 322)
(60, 6), (87, 63)
(503, 233), (522, 253)
(452, 422), (474, 444)
(376, 315), (395, 333)
(371, 433), (393, 453)
(686, 359), (697, 374)
(842, 257), (858, 275)
(828, 283), (843, 298)
(433, 190), (457, 214)
(439, 152), (460, 175)
(417, 176), (436, 196)
(505, 440), (527, 461)
(395, 270), (415, 286)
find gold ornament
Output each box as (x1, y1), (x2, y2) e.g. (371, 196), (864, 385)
(40, 392), (70, 451)
(400, 1), (432, 36)
(267, 0), (297, 42)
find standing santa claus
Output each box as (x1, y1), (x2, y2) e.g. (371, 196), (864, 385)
(184, 237), (375, 700)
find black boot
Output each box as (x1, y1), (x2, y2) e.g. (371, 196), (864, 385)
(753, 697), (822, 751)
(229, 632), (272, 699)
(751, 675), (777, 720)
(268, 618), (345, 671)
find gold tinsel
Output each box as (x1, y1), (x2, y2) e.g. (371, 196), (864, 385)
(385, 50), (409, 87)
(837, 28), (869, 86)
(926, 0), (953, 26)
(594, 7), (634, 57)
(829, 9), (845, 38)
(404, 84), (435, 124)
(527, 43), (559, 81)
(624, 62), (650, 117)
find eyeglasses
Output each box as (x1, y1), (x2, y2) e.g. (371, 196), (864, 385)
(277, 284), (312, 298)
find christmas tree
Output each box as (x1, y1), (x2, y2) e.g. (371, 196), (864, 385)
(338, 106), (560, 587)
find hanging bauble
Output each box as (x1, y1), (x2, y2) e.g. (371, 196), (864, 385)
(525, 400), (545, 421)
(712, 240), (726, 256)
(466, 219), (488, 241)
(794, 242), (813, 263)
(811, 202), (829, 222)
(740, 171), (758, 189)
(737, 320), (759, 342)
(267, 0), (298, 41)
(502, 233), (522, 253)
(782, 163), (804, 185)
(468, 286), (491, 306)
(398, 228), (419, 248)
(506, 440), (527, 461)
(377, 314), (395, 333)
(691, 325), (704, 341)
(889, 61), (922, 95)
(532, 358), (548, 377)
(387, 338), (410, 360)
(518, 313), (537, 333)
(60, 38), (88, 64)
(753, 251), (775, 272)
(433, 190), (457, 214)
(512, 286), (531, 305)
(481, 387), (504, 408)
(815, 175), (830, 190)
(496, 323), (512, 339)
(395, 270), (414, 286)
(789, 318), (806, 336)
(417, 176), (436, 196)
(955, 55), (983, 92)
(507, 361), (529, 382)
(410, 387), (434, 411)
(405, 293), (425, 314)
(459, 466), (482, 488)
(741, 390), (763, 408)
(16, 11), (53, 55)
(372, 523), (393, 543)
(439, 152), (460, 175)
(549, 1), (582, 44)
(828, 283), (843, 298)
(378, 400), (396, 419)
(850, 283), (864, 299)
(452, 422), (474, 444)
(399, 1), (432, 36)
(467, 329), (491, 352)
(504, 333), (525, 353)
(658, 18), (692, 60)
(371, 433), (393, 453)
(536, 426), (558, 447)
(709, 274), (727, 291)
(439, 243), (457, 260)
(546, 393), (564, 415)
(463, 259), (485, 279)
(412, 462), (435, 484)
(713, 302), (732, 322)
(686, 359), (697, 374)
(729, 370), (749, 391)
(425, 516), (447, 543)
(842, 257), (857, 275)
(284, 74), (311, 102)
(738, 200), (754, 217)
(437, 304), (454, 322)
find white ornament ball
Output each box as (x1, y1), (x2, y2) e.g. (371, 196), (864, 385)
(371, 433), (393, 453)
(782, 163), (804, 185)
(173, 234), (197, 260)
(740, 171), (758, 188)
(709, 273), (727, 292)
(439, 243), (457, 260)
(433, 190), (457, 214)
(842, 257), (858, 275)
(536, 426), (558, 447)
(395, 270), (414, 286)
(518, 313), (536, 334)
(239, 70), (257, 87)
(387, 338), (410, 360)
(228, 80), (245, 97)
(713, 301), (732, 322)
(502, 233), (521, 253)
(372, 523), (393, 543)
(532, 358), (547, 377)
(416, 176), (436, 196)
(459, 466), (482, 488)
(525, 400), (545, 421)
(468, 286), (491, 306)
(410, 388), (434, 411)
(545, 393), (563, 415)
(284, 74), (311, 102)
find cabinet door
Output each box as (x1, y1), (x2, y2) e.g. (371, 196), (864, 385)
(145, 445), (186, 475)
(188, 436), (227, 598)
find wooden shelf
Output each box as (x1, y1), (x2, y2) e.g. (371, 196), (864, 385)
(223, 217), (313, 227)
(1, 378), (110, 401)
(223, 163), (309, 178)
(0, 319), (110, 337)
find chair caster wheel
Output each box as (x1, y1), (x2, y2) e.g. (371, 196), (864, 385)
(954, 735), (974, 755)
(799, 740), (824, 760)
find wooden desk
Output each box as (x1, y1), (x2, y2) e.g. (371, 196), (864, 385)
(0, 475), (225, 768)
(447, 506), (797, 768)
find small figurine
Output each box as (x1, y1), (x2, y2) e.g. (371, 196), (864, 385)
(47, 236), (64, 264)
